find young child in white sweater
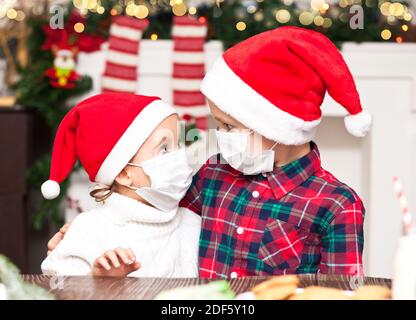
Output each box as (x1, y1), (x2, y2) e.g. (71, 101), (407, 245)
(41, 93), (201, 277)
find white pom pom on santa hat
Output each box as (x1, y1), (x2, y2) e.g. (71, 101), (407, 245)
(41, 180), (60, 200)
(344, 110), (372, 138)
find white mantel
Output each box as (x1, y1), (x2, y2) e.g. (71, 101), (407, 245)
(70, 40), (416, 278)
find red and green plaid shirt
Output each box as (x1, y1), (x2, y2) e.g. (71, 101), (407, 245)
(180, 142), (365, 278)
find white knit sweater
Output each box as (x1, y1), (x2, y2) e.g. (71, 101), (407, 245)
(41, 193), (201, 277)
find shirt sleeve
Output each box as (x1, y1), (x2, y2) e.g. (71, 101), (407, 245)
(318, 200), (365, 275)
(179, 160), (208, 215)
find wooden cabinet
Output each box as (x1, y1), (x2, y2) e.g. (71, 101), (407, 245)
(0, 108), (52, 273)
(0, 110), (31, 272)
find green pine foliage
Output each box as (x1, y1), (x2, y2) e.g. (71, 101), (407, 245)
(0, 255), (54, 300)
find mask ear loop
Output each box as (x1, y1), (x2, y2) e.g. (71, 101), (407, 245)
(247, 130), (278, 151)
(270, 141), (279, 170)
(127, 162), (143, 168)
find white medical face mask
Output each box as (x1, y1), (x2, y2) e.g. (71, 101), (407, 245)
(215, 129), (278, 175)
(127, 148), (193, 212)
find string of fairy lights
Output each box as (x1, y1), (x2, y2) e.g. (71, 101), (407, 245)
(0, 0), (415, 43)
(0, 5), (26, 22)
(72, 0), (206, 20)
(231, 0), (415, 41)
(377, 1), (413, 41)
(71, 0), (208, 40)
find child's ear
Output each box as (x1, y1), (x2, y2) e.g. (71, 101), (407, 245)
(115, 168), (133, 187)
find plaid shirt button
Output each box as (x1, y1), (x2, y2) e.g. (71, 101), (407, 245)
(252, 190), (260, 198)
(230, 272), (238, 278)
(236, 227), (244, 235)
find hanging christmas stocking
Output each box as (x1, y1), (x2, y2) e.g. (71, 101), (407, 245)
(172, 16), (208, 129)
(102, 16), (148, 93)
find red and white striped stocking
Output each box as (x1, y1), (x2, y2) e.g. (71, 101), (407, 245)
(172, 16), (208, 130)
(102, 16), (148, 93)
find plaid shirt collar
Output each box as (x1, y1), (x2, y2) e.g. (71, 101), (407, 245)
(255, 142), (322, 200)
(266, 142), (321, 200)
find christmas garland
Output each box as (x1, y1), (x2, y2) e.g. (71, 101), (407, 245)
(15, 0), (414, 229)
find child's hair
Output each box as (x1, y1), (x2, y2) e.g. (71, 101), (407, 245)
(90, 154), (134, 202)
(90, 183), (116, 203)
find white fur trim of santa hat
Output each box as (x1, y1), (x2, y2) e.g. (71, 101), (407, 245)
(201, 57), (321, 146)
(95, 99), (177, 186)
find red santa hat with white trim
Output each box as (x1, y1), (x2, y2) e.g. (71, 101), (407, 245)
(41, 93), (177, 200)
(201, 26), (372, 145)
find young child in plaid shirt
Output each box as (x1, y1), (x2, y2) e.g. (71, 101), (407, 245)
(179, 26), (372, 278)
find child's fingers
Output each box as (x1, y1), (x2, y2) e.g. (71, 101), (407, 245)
(47, 232), (64, 254)
(104, 250), (120, 268)
(131, 261), (141, 270)
(47, 223), (70, 255)
(124, 248), (136, 263)
(114, 247), (131, 264)
(95, 256), (111, 270)
(60, 223), (70, 234)
(126, 261), (141, 274)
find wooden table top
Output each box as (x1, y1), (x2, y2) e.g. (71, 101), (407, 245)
(22, 274), (392, 300)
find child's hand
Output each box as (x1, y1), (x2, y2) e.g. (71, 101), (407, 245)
(92, 248), (141, 277)
(47, 224), (70, 255)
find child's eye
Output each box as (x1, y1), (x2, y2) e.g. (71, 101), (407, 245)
(225, 124), (234, 131)
(160, 144), (169, 154)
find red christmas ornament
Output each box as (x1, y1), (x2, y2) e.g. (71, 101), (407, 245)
(45, 31), (80, 89)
